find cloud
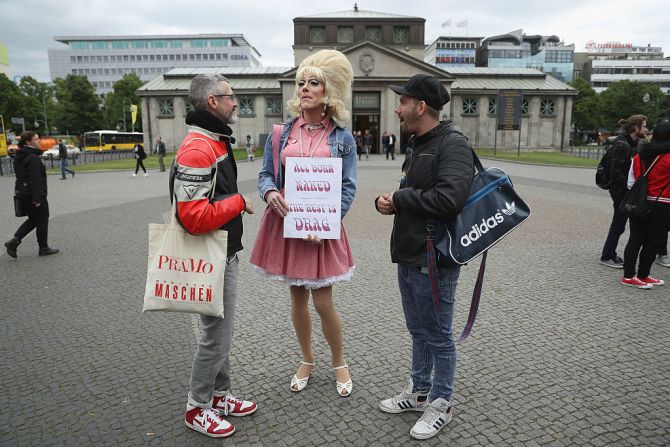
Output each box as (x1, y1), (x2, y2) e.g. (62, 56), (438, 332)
(2, 0), (668, 81)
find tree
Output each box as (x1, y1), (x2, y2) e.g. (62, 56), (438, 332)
(18, 76), (56, 135)
(569, 78), (602, 131)
(104, 73), (145, 132)
(52, 75), (103, 134)
(0, 74), (30, 135)
(599, 80), (665, 128)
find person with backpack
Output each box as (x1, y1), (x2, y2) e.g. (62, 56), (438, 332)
(598, 115), (647, 268)
(620, 122), (670, 288)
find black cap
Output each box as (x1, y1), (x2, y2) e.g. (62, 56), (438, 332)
(389, 74), (450, 110)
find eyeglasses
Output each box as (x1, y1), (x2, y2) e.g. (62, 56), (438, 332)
(212, 94), (237, 101)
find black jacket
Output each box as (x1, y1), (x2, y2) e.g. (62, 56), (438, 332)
(609, 135), (637, 199)
(386, 121), (474, 266)
(14, 145), (48, 204)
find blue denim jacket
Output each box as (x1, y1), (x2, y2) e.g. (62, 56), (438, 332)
(258, 117), (358, 218)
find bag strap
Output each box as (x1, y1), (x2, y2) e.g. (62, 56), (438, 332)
(271, 124), (284, 180)
(426, 126), (484, 342)
(426, 229), (485, 342)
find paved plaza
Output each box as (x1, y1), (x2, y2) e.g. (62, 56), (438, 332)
(0, 155), (668, 446)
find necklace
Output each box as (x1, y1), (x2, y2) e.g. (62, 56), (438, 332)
(305, 123), (324, 131)
(299, 125), (328, 158)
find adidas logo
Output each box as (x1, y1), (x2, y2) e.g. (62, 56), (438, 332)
(460, 211), (504, 247)
(502, 201), (516, 216)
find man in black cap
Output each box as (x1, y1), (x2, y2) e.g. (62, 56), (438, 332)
(375, 74), (474, 440)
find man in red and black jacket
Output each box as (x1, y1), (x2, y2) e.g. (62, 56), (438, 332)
(170, 74), (257, 439)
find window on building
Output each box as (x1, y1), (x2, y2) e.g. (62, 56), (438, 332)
(130, 55), (135, 62)
(365, 26), (382, 42)
(103, 55), (109, 62)
(337, 26), (354, 44)
(158, 99), (174, 117)
(540, 98), (555, 115)
(70, 56), (76, 63)
(265, 97), (282, 116)
(310, 26), (326, 44)
(184, 100), (194, 113)
(392, 26), (409, 44)
(488, 98), (497, 114)
(462, 98), (478, 114)
(521, 98), (529, 115)
(123, 55), (129, 62)
(239, 97), (255, 116)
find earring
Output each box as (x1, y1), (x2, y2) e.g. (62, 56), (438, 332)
(321, 103), (327, 118)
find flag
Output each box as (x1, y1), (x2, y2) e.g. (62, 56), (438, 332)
(457, 19), (468, 27)
(442, 19), (452, 27)
(130, 104), (138, 126)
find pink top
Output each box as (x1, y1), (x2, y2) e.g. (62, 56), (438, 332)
(281, 116), (333, 165)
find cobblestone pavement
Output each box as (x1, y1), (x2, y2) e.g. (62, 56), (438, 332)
(1, 155), (668, 446)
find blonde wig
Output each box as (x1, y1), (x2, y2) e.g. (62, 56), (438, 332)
(287, 50), (353, 123)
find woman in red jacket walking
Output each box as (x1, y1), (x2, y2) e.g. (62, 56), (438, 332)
(621, 122), (670, 288)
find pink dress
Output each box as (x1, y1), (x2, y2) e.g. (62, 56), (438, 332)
(249, 117), (355, 289)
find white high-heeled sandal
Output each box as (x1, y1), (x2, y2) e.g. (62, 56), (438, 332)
(290, 361), (314, 392)
(334, 364), (353, 397)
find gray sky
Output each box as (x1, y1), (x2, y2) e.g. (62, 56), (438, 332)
(2, 0), (669, 82)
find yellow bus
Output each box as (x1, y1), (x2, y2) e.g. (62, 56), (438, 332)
(0, 115), (8, 157)
(84, 130), (144, 151)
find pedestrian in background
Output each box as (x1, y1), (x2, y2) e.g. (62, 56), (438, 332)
(388, 132), (396, 160)
(155, 137), (166, 172)
(599, 114), (647, 268)
(251, 49), (357, 398)
(5, 131), (59, 258)
(376, 74), (474, 440)
(363, 128), (372, 159)
(57, 139), (75, 180)
(132, 142), (148, 177)
(245, 134), (255, 162)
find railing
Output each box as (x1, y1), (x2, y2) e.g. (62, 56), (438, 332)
(561, 146), (606, 159)
(0, 150), (137, 176)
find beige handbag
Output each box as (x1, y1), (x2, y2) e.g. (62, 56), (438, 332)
(142, 139), (227, 317)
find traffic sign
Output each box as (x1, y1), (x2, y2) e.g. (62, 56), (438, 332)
(11, 117), (24, 124)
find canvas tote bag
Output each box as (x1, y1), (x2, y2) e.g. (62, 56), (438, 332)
(142, 138), (227, 317)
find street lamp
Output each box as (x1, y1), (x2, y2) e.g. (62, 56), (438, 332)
(122, 99), (130, 132)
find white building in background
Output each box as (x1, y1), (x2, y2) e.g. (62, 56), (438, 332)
(591, 59), (670, 93)
(580, 42), (670, 93)
(48, 34), (261, 95)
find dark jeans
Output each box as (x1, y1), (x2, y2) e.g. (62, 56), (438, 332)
(601, 192), (628, 260)
(14, 198), (50, 248)
(623, 203), (670, 278)
(135, 159), (146, 174)
(60, 158), (74, 178)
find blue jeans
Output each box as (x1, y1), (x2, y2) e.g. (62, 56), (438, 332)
(601, 192), (628, 260)
(398, 263), (460, 402)
(188, 255), (238, 408)
(60, 158), (74, 178)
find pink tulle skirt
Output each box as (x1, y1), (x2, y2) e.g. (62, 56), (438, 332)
(249, 205), (355, 289)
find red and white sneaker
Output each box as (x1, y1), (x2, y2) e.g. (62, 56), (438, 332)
(184, 405), (235, 438)
(638, 276), (665, 286)
(212, 393), (257, 417)
(621, 276), (653, 289)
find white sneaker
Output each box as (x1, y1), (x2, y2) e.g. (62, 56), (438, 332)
(410, 397), (452, 440)
(143, 173), (149, 177)
(212, 393), (257, 417)
(184, 405), (235, 438)
(379, 378), (429, 413)
(131, 173), (137, 177)
(656, 255), (670, 268)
